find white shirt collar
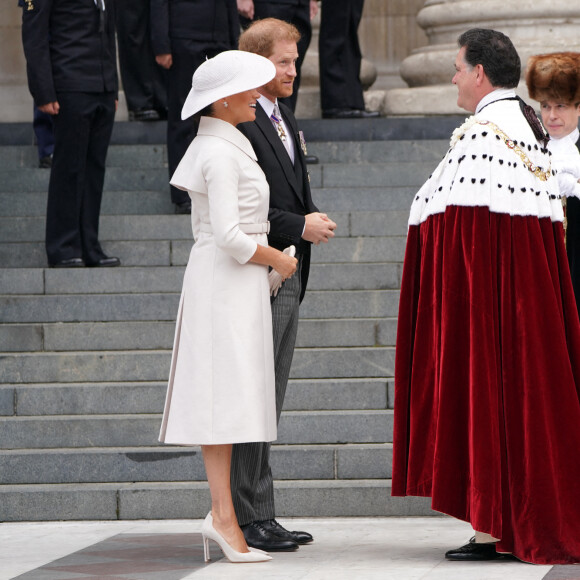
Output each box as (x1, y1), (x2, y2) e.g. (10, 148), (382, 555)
(476, 88), (517, 114)
(549, 127), (580, 148)
(567, 127), (580, 144)
(258, 95), (276, 117)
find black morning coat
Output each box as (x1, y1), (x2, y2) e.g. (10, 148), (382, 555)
(21, 0), (118, 107)
(238, 101), (319, 303)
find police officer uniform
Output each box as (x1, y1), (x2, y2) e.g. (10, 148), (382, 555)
(21, 0), (119, 267)
(150, 0), (239, 209)
(319, 0), (371, 117)
(115, 0), (168, 120)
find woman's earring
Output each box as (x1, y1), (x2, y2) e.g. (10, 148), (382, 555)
(223, 101), (228, 108)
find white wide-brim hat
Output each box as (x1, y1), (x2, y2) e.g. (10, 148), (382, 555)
(181, 50), (276, 120)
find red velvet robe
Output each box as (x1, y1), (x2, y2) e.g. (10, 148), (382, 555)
(392, 98), (580, 565)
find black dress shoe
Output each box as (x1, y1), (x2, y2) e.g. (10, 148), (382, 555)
(129, 108), (161, 122)
(445, 537), (512, 561)
(304, 155), (319, 165)
(86, 256), (121, 268)
(241, 521), (299, 552)
(39, 155), (53, 168)
(175, 200), (192, 214)
(258, 519), (313, 545)
(322, 108), (380, 119)
(51, 258), (84, 268)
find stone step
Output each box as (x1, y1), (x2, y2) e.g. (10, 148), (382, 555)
(0, 289), (400, 324)
(0, 409), (394, 449)
(0, 378), (394, 417)
(0, 234), (406, 268)
(0, 186), (417, 218)
(0, 317), (397, 352)
(0, 479), (435, 521)
(0, 263), (402, 295)
(0, 162), (435, 195)
(0, 346), (394, 384)
(0, 140), (449, 169)
(0, 443), (393, 485)
(0, 211), (410, 242)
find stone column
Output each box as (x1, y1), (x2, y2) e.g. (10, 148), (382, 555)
(386, 0), (580, 116)
(1, 2), (34, 123)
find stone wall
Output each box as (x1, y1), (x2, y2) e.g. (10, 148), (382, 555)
(1, 2), (33, 123)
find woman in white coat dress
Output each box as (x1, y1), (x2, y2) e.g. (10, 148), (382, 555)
(158, 51), (297, 563)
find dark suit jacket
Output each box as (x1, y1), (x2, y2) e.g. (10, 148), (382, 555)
(21, 0), (118, 106)
(238, 101), (318, 302)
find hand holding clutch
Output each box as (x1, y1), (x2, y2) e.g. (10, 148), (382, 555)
(269, 245), (296, 297)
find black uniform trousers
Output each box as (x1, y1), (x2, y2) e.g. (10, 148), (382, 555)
(33, 106), (55, 160)
(167, 40), (230, 205)
(240, 0), (311, 112)
(46, 91), (115, 266)
(319, 0), (365, 112)
(115, 0), (167, 114)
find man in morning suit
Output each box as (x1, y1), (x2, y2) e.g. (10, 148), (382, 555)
(232, 18), (337, 552)
(21, 0), (120, 268)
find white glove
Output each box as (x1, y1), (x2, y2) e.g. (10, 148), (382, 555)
(268, 245), (296, 297)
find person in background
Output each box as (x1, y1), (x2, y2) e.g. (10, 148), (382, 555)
(115, 0), (168, 122)
(392, 28), (580, 564)
(318, 0), (379, 118)
(158, 50), (297, 564)
(237, 0), (318, 113)
(18, 0), (55, 168)
(233, 17), (337, 553)
(526, 52), (580, 311)
(21, 0), (120, 268)
(151, 0), (239, 214)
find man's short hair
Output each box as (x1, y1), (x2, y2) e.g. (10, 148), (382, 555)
(239, 18), (301, 57)
(458, 28), (521, 89)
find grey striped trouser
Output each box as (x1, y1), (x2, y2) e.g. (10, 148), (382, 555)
(230, 255), (303, 526)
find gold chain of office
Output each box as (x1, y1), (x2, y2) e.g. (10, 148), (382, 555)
(477, 120), (552, 182)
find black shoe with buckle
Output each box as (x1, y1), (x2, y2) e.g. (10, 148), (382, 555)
(258, 519), (313, 545)
(445, 537), (513, 561)
(241, 521), (299, 552)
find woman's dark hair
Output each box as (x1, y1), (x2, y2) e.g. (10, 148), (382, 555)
(458, 28), (521, 89)
(193, 103), (215, 123)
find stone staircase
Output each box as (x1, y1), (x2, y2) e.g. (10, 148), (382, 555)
(0, 118), (457, 521)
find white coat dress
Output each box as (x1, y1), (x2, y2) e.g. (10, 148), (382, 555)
(159, 116), (277, 445)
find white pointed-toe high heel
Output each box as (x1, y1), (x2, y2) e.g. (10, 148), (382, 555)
(201, 512), (272, 563)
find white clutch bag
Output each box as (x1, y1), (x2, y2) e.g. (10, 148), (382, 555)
(268, 245), (296, 296)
